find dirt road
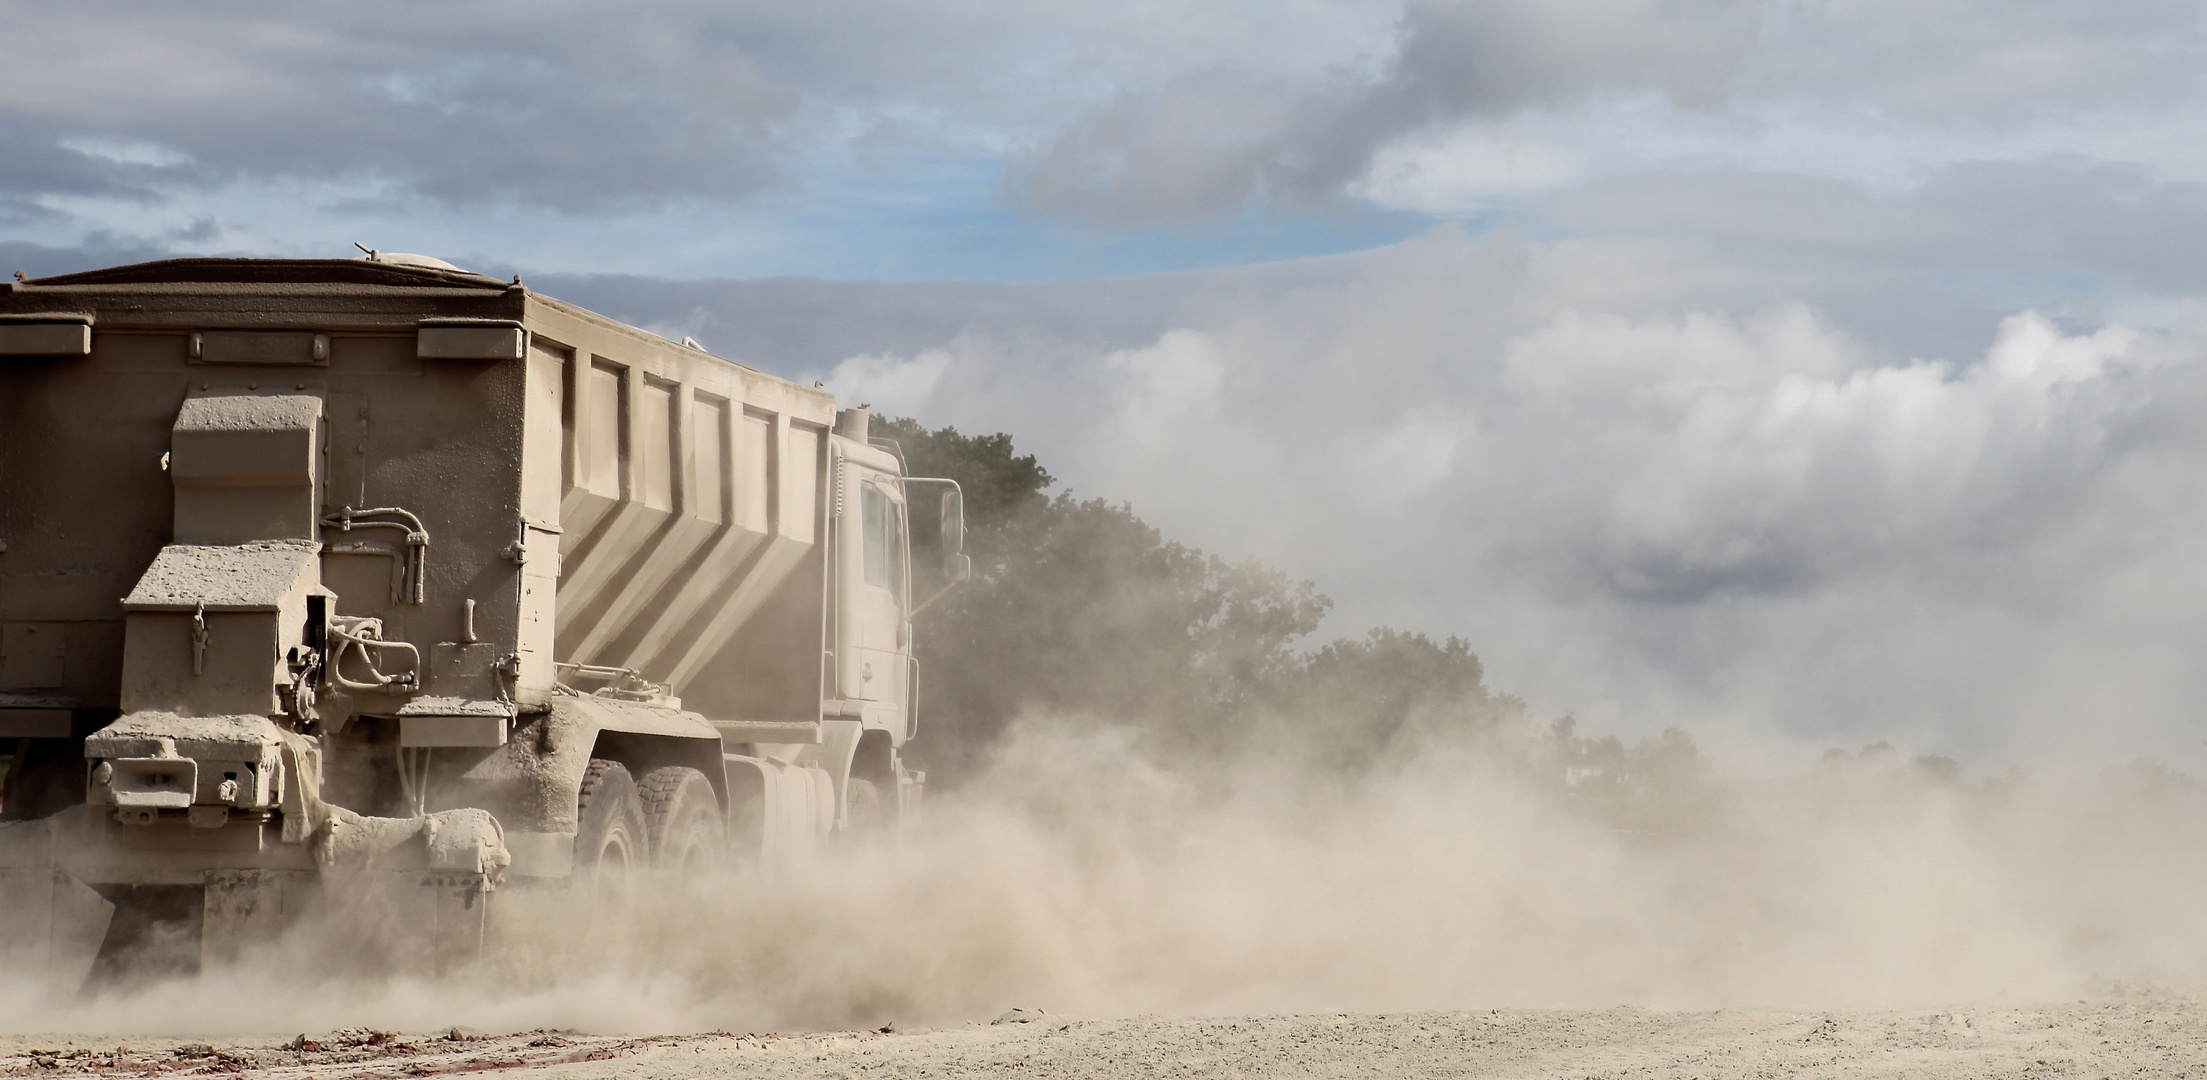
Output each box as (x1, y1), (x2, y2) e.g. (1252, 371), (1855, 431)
(5, 997), (2203, 1079)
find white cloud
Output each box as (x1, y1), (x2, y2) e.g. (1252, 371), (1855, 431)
(821, 347), (954, 417)
(54, 135), (191, 168)
(1339, 408), (1472, 503)
(1502, 308), (2154, 601)
(1103, 330), (1227, 424)
(1354, 124), (1583, 212)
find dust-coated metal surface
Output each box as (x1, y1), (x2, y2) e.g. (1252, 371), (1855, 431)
(1, 1000), (2203, 1079)
(0, 256), (944, 966)
(0, 256), (843, 724)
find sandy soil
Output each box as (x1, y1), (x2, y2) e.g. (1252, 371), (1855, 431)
(4, 998), (2204, 1079)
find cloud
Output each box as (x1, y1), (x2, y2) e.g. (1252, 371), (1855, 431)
(6, 0), (2205, 262)
(823, 347), (955, 416)
(1050, 273), (2207, 765)
(1342, 407), (1473, 502)
(1386, 0), (1760, 115)
(1018, 0), (1762, 222)
(0, 3), (800, 212)
(1353, 125), (1583, 212)
(1747, 0), (2207, 121)
(1496, 307), (2152, 602)
(1013, 0), (2207, 223)
(0, 0), (1389, 218)
(0, 119), (200, 218)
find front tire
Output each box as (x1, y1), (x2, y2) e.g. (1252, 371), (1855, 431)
(844, 777), (883, 836)
(638, 766), (723, 876)
(574, 759), (647, 899)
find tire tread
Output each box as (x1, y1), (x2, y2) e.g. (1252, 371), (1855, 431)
(636, 765), (722, 872)
(573, 758), (645, 881)
(577, 758), (627, 814)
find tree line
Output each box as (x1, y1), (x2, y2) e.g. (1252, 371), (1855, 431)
(876, 416), (1527, 784)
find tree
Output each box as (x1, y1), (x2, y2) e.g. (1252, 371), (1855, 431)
(878, 416), (1510, 784)
(1253, 628), (1509, 767)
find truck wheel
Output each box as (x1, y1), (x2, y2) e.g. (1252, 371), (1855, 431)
(844, 777), (883, 835)
(638, 766), (723, 876)
(573, 759), (646, 898)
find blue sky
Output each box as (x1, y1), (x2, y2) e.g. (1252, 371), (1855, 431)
(12, 0), (2207, 765)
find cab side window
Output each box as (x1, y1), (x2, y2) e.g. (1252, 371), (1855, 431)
(862, 482), (888, 586)
(888, 498), (907, 600)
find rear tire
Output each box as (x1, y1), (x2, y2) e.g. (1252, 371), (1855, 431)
(637, 766), (723, 877)
(573, 759), (646, 899)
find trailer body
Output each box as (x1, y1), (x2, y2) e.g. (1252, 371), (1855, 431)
(0, 257), (949, 971)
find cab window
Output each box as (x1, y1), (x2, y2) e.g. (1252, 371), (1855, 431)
(888, 499), (907, 599)
(862, 482), (888, 586)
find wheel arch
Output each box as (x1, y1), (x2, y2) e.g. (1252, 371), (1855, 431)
(482, 697), (723, 836)
(587, 728), (724, 814)
(851, 728), (895, 791)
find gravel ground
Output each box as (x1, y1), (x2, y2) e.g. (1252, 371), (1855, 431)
(5, 998), (2206, 1079)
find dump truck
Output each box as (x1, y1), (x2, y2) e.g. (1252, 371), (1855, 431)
(0, 253), (966, 976)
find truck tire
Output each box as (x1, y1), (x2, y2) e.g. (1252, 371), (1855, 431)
(844, 777), (883, 836)
(638, 766), (723, 876)
(573, 759), (646, 897)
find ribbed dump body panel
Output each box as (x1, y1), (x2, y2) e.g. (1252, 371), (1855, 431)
(521, 296), (834, 724)
(0, 261), (836, 736)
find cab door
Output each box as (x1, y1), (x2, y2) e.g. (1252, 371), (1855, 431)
(847, 471), (910, 712)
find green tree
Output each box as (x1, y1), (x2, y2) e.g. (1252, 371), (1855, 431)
(878, 416), (1514, 783)
(1254, 628), (1510, 767)
(880, 417), (1326, 777)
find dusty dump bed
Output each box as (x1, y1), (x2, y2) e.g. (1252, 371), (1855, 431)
(0, 257), (835, 760)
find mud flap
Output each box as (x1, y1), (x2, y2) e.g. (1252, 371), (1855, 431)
(0, 814), (111, 989)
(82, 871), (316, 988)
(203, 869), (316, 966)
(20, 804), (510, 984)
(303, 808), (509, 972)
(0, 868), (111, 988)
(78, 869), (493, 984)
(896, 765), (925, 831)
(307, 870), (497, 972)
(86, 884), (203, 986)
(420, 872), (496, 969)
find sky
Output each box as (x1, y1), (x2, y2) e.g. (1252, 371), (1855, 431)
(10, 0), (2207, 766)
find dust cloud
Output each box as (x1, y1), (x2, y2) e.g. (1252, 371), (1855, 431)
(6, 711), (2205, 1036)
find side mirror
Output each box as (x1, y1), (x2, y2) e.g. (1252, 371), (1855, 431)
(939, 489), (965, 555)
(943, 554), (971, 583)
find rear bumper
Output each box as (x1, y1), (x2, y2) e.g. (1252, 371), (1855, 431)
(1, 810), (505, 984)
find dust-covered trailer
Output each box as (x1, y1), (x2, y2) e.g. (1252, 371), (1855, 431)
(0, 254), (964, 973)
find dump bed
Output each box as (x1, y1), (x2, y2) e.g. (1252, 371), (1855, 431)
(0, 258), (836, 744)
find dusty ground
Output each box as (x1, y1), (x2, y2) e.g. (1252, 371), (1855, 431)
(4, 998), (2206, 1079)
